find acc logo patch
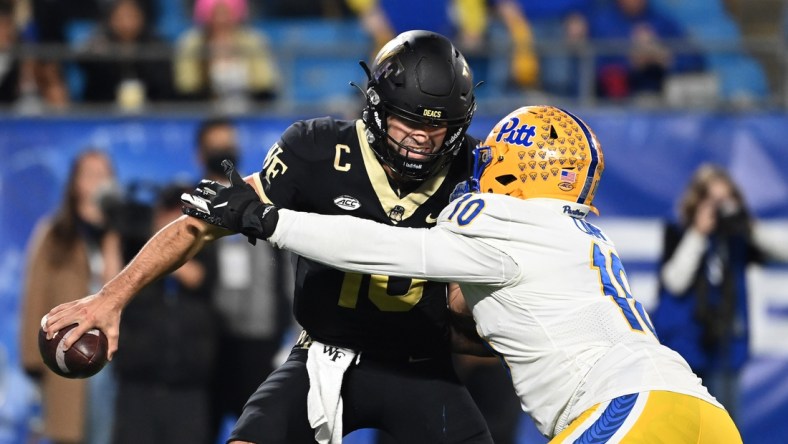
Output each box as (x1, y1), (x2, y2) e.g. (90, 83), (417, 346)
(558, 182), (575, 191)
(334, 195), (361, 211)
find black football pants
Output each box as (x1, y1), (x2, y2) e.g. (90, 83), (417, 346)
(229, 347), (493, 444)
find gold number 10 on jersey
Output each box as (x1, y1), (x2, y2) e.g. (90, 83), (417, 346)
(339, 273), (426, 312)
(590, 243), (658, 337)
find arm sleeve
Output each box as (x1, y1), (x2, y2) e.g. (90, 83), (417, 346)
(752, 221), (788, 262)
(660, 226), (707, 295)
(269, 209), (519, 285)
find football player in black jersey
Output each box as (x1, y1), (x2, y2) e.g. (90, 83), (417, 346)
(43, 31), (493, 443)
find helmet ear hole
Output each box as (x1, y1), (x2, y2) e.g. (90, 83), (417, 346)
(496, 174), (518, 186)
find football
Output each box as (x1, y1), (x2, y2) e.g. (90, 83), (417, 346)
(38, 319), (109, 379)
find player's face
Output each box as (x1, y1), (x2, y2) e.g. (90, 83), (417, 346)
(75, 153), (114, 204)
(209, 2), (236, 31)
(110, 0), (144, 43)
(201, 125), (237, 153)
(200, 125), (239, 181)
(386, 116), (448, 161)
(705, 177), (737, 211)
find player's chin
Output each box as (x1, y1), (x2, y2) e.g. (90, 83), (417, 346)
(400, 148), (434, 161)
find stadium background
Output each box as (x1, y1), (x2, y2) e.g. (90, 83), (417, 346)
(1, 0), (788, 442)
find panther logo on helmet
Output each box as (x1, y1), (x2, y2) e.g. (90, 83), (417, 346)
(471, 106), (604, 214)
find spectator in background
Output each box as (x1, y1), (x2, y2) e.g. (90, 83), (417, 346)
(347, 0), (477, 52)
(79, 0), (174, 109)
(31, 0), (157, 43)
(19, 149), (122, 444)
(490, 0), (592, 97)
(589, 0), (704, 100)
(652, 164), (788, 422)
(538, 11), (591, 97)
(0, 0), (21, 102)
(348, 0), (539, 94)
(0, 0), (68, 111)
(253, 0), (353, 19)
(112, 183), (218, 444)
(487, 0), (540, 89)
(174, 0), (280, 113)
(192, 118), (295, 441)
(28, 0), (155, 108)
(347, 0), (490, 82)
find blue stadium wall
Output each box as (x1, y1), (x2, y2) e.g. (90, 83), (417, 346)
(1, 111), (787, 443)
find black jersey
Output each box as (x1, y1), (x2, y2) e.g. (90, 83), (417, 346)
(255, 117), (476, 358)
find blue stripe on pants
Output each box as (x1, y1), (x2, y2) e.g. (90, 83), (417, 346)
(574, 393), (639, 444)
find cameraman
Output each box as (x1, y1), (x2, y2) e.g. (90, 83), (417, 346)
(652, 164), (788, 422)
(97, 180), (159, 263)
(111, 183), (219, 444)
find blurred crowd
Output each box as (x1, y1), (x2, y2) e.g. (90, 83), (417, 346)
(0, 0), (779, 113)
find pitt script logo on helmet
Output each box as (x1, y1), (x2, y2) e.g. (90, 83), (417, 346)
(471, 106), (604, 214)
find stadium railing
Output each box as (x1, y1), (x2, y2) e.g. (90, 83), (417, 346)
(2, 27), (786, 116)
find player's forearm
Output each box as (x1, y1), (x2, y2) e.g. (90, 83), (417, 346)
(100, 215), (219, 306)
(660, 228), (707, 294)
(271, 209), (431, 278)
(270, 210), (519, 284)
(753, 222), (788, 262)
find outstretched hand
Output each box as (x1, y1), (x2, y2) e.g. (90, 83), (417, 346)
(42, 292), (122, 360)
(181, 160), (279, 244)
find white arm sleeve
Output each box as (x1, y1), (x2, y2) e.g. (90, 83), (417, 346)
(752, 221), (788, 262)
(269, 209), (519, 285)
(660, 228), (708, 295)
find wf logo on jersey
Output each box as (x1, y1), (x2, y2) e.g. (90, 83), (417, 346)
(262, 143), (288, 184)
(323, 346), (347, 362)
(496, 117), (536, 147)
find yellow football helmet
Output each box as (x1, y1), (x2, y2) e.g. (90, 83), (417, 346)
(471, 105), (604, 213)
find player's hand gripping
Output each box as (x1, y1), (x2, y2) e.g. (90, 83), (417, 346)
(43, 292), (122, 360)
(181, 160), (279, 244)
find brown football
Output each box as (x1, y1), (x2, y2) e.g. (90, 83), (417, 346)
(38, 322), (109, 379)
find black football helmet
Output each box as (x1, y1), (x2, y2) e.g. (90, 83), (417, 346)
(359, 30), (476, 181)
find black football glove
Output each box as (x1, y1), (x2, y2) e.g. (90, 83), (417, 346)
(180, 179), (227, 227)
(181, 160), (279, 245)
